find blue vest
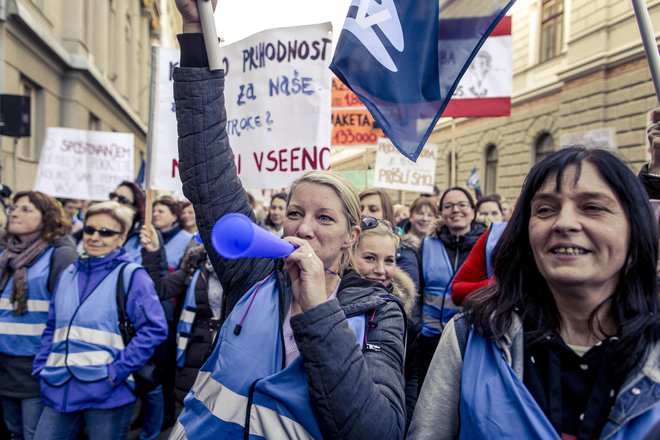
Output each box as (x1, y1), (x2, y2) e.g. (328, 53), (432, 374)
(40, 263), (138, 389)
(176, 269), (201, 368)
(165, 230), (193, 271)
(459, 329), (660, 439)
(171, 274), (366, 440)
(0, 247), (54, 356)
(123, 234), (142, 265)
(485, 222), (507, 278)
(421, 237), (456, 337)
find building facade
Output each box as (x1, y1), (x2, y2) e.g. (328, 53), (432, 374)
(0, 0), (180, 192)
(332, 0), (660, 205)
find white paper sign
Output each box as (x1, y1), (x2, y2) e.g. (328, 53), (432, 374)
(560, 128), (617, 151)
(34, 127), (134, 200)
(374, 138), (437, 192)
(149, 47), (182, 192)
(148, 24), (332, 191)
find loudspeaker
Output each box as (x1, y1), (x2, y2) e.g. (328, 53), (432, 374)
(0, 95), (31, 138)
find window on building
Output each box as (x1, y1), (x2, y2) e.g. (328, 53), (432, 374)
(535, 132), (555, 164)
(447, 152), (453, 187)
(89, 113), (101, 131)
(485, 144), (498, 194)
(540, 0), (564, 62)
(18, 78), (44, 161)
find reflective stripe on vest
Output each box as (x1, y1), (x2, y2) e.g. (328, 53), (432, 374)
(485, 222), (507, 279)
(421, 237), (456, 337)
(176, 269), (201, 368)
(0, 247), (54, 356)
(174, 274), (366, 440)
(123, 235), (142, 265)
(40, 263), (138, 387)
(165, 230), (193, 270)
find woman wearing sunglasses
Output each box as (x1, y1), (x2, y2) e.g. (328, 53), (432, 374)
(109, 181), (154, 265)
(32, 201), (168, 439)
(0, 191), (77, 440)
(167, 2), (407, 437)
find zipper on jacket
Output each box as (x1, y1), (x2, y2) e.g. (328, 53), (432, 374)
(244, 379), (259, 440)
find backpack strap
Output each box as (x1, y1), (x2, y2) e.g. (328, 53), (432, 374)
(116, 262), (139, 346)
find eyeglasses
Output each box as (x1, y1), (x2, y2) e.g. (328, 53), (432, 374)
(83, 226), (122, 238)
(361, 216), (394, 233)
(441, 201), (472, 211)
(109, 192), (134, 206)
(7, 205), (36, 215)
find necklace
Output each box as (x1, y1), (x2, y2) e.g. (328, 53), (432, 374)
(324, 267), (340, 277)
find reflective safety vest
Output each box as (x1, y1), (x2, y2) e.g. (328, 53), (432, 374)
(123, 235), (142, 265)
(40, 263), (137, 389)
(459, 329), (660, 439)
(176, 269), (201, 368)
(0, 247), (54, 356)
(421, 237), (456, 337)
(165, 230), (193, 271)
(170, 274), (366, 440)
(485, 222), (508, 279)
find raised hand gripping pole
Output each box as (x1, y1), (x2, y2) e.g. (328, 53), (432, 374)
(632, 0), (660, 104)
(196, 0), (222, 71)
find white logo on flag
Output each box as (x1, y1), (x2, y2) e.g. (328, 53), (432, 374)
(344, 0), (404, 72)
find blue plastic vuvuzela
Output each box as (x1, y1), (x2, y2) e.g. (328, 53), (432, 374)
(211, 213), (295, 259)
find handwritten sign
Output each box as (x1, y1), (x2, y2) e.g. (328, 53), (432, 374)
(34, 127), (134, 200)
(373, 138), (436, 192)
(331, 76), (383, 147)
(148, 47), (182, 192)
(148, 24), (332, 190)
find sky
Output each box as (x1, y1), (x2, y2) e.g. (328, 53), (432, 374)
(214, 0), (352, 46)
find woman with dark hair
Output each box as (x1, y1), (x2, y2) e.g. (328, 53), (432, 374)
(152, 196), (193, 272)
(415, 187), (487, 389)
(260, 192), (287, 237)
(179, 201), (197, 234)
(409, 147), (660, 439)
(475, 195), (504, 227)
(359, 188), (395, 224)
(110, 181), (147, 263)
(0, 191), (77, 440)
(33, 201), (167, 439)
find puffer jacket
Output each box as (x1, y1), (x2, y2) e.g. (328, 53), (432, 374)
(173, 33), (406, 439)
(408, 314), (660, 439)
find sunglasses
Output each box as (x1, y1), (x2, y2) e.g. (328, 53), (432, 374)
(83, 226), (122, 238)
(361, 216), (394, 233)
(109, 192), (134, 206)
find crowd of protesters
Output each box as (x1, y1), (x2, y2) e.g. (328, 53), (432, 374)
(0, 1), (657, 439)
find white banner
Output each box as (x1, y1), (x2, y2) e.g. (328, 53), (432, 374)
(149, 47), (182, 192)
(373, 138), (436, 192)
(148, 23), (332, 191)
(34, 127), (134, 200)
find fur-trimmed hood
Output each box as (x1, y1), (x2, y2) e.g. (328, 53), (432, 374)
(390, 267), (418, 317)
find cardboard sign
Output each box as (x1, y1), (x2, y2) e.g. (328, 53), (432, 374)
(331, 76), (383, 147)
(34, 127), (134, 200)
(373, 138), (436, 192)
(148, 24), (333, 191)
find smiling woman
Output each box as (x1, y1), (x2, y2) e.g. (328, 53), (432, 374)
(409, 147), (660, 439)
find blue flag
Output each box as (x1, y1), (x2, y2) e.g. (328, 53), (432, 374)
(330, 0), (516, 161)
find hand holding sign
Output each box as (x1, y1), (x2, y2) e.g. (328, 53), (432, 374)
(175, 0), (218, 34)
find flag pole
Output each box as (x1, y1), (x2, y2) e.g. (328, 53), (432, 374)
(144, 46), (160, 227)
(451, 119), (457, 186)
(197, 0), (222, 71)
(632, 0), (660, 104)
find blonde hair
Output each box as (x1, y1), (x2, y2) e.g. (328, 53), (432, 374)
(288, 171), (361, 275)
(359, 222), (400, 248)
(85, 201), (134, 235)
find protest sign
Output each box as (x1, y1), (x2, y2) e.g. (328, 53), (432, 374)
(373, 138), (436, 193)
(34, 127), (134, 200)
(560, 128), (617, 150)
(148, 24), (332, 190)
(331, 76), (383, 148)
(148, 47), (182, 192)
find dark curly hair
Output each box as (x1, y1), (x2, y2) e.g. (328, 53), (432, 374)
(12, 191), (71, 242)
(116, 181), (145, 228)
